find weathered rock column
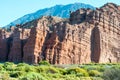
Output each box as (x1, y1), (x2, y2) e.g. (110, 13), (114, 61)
(0, 29), (8, 62)
(8, 28), (22, 63)
(23, 22), (46, 64)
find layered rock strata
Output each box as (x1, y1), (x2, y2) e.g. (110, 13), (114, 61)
(0, 3), (120, 64)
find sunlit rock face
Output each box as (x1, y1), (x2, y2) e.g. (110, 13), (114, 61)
(0, 3), (120, 64)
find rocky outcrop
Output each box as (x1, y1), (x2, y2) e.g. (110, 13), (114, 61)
(23, 16), (64, 64)
(97, 3), (120, 63)
(8, 28), (30, 63)
(23, 24), (46, 64)
(43, 23), (92, 64)
(8, 28), (22, 63)
(0, 3), (120, 64)
(0, 29), (8, 61)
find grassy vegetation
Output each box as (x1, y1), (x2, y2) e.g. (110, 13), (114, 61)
(0, 61), (120, 80)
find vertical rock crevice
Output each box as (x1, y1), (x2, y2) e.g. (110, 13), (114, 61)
(91, 26), (101, 63)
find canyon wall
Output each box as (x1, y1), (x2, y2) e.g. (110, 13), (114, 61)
(0, 3), (120, 64)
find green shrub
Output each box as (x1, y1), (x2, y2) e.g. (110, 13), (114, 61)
(3, 62), (15, 67)
(83, 65), (105, 73)
(51, 73), (62, 78)
(57, 68), (67, 74)
(16, 63), (35, 72)
(47, 67), (59, 73)
(97, 66), (106, 72)
(85, 66), (97, 71)
(76, 73), (85, 77)
(88, 70), (101, 77)
(40, 73), (51, 80)
(62, 74), (78, 80)
(24, 66), (35, 72)
(46, 73), (62, 79)
(35, 66), (59, 74)
(0, 72), (10, 80)
(20, 72), (47, 80)
(17, 63), (30, 67)
(39, 60), (50, 66)
(66, 67), (89, 77)
(3, 62), (16, 71)
(0, 65), (3, 71)
(90, 77), (103, 80)
(35, 66), (49, 73)
(111, 65), (120, 69)
(103, 68), (120, 80)
(10, 71), (24, 78)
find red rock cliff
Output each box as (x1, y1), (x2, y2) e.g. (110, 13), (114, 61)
(0, 3), (120, 64)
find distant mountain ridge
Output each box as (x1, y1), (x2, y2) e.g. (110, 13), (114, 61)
(4, 3), (95, 28)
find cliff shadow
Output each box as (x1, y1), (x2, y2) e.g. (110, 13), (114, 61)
(91, 26), (101, 63)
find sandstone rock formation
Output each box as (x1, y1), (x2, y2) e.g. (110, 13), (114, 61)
(0, 29), (8, 61)
(23, 16), (64, 64)
(0, 3), (120, 64)
(8, 27), (30, 63)
(23, 23), (46, 64)
(43, 22), (92, 64)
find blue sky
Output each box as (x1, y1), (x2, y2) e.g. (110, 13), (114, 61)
(0, 0), (120, 27)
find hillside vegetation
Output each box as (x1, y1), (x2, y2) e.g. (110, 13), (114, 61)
(0, 61), (120, 80)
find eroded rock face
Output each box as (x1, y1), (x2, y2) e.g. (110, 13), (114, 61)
(0, 29), (8, 62)
(43, 3), (120, 64)
(8, 28), (22, 63)
(0, 3), (120, 64)
(8, 28), (30, 63)
(23, 25), (46, 64)
(98, 3), (120, 63)
(23, 16), (65, 64)
(43, 23), (92, 64)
